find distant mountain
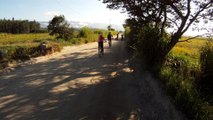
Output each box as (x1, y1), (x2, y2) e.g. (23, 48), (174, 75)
(39, 21), (49, 28)
(39, 21), (124, 31)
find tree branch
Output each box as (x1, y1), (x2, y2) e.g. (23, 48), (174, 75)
(167, 18), (179, 28)
(170, 3), (184, 20)
(178, 32), (212, 43)
(160, 6), (167, 36)
(181, 1), (212, 34)
(185, 0), (191, 18)
(178, 35), (201, 42)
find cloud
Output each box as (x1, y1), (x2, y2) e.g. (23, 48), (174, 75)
(44, 11), (60, 20)
(78, 22), (88, 26)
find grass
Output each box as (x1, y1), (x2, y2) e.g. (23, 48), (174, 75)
(160, 36), (212, 120)
(0, 32), (100, 48)
(0, 29), (108, 63)
(0, 33), (54, 45)
(0, 33), (62, 64)
(172, 37), (207, 59)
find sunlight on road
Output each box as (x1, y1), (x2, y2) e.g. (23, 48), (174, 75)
(0, 95), (34, 120)
(0, 41), (145, 119)
(52, 75), (70, 83)
(25, 79), (45, 86)
(49, 75), (105, 94)
(122, 67), (134, 73)
(0, 94), (17, 108)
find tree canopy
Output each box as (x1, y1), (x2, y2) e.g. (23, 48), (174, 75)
(0, 18), (40, 34)
(48, 15), (73, 40)
(100, 0), (213, 67)
(101, 0), (212, 44)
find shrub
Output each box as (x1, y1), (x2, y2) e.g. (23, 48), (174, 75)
(11, 47), (31, 61)
(199, 41), (213, 98)
(159, 49), (212, 120)
(0, 42), (62, 63)
(134, 24), (169, 70)
(70, 38), (81, 44)
(160, 65), (209, 120)
(79, 27), (92, 38)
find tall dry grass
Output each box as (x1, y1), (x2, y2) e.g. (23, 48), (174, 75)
(0, 33), (54, 45)
(160, 37), (212, 120)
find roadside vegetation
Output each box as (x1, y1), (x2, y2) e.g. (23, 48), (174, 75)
(160, 38), (213, 120)
(101, 0), (213, 119)
(124, 24), (212, 120)
(0, 16), (116, 70)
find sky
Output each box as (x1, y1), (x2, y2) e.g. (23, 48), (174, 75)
(0, 0), (211, 36)
(0, 0), (128, 25)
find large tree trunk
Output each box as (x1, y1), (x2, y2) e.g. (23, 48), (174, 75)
(165, 32), (182, 55)
(150, 33), (181, 72)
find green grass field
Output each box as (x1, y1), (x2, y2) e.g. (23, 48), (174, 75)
(0, 33), (54, 45)
(0, 31), (104, 62)
(171, 37), (207, 59)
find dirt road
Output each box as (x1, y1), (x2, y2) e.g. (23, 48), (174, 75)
(0, 41), (187, 120)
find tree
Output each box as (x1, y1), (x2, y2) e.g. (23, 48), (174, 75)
(100, 0), (213, 65)
(30, 21), (40, 33)
(48, 15), (73, 40)
(0, 18), (40, 34)
(79, 26), (92, 38)
(107, 25), (115, 31)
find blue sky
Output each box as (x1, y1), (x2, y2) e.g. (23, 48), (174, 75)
(0, 0), (127, 25)
(0, 0), (211, 36)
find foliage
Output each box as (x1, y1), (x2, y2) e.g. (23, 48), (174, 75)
(199, 41), (213, 98)
(0, 41), (62, 63)
(158, 38), (212, 120)
(101, 0), (213, 36)
(48, 15), (74, 40)
(160, 56), (210, 120)
(0, 18), (41, 34)
(101, 0), (213, 65)
(123, 18), (141, 51)
(107, 25), (115, 31)
(123, 19), (169, 70)
(0, 33), (54, 44)
(78, 27), (93, 38)
(123, 26), (130, 39)
(137, 24), (169, 68)
(0, 27), (109, 66)
(0, 25), (111, 71)
(0, 44), (39, 61)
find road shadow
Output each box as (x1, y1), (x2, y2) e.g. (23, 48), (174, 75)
(0, 41), (142, 120)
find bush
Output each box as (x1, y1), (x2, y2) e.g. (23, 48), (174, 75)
(131, 24), (169, 70)
(11, 47), (31, 61)
(79, 27), (92, 38)
(199, 41), (213, 98)
(70, 38), (81, 44)
(0, 42), (62, 63)
(77, 27), (106, 44)
(160, 65), (210, 120)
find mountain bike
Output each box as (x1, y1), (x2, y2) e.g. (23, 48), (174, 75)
(98, 43), (104, 58)
(108, 40), (112, 48)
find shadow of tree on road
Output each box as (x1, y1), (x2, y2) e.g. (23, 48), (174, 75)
(0, 41), (142, 120)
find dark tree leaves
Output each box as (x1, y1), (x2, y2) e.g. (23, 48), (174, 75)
(48, 15), (73, 40)
(101, 0), (213, 50)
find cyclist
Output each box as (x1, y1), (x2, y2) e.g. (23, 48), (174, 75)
(121, 34), (124, 41)
(107, 32), (113, 48)
(98, 33), (104, 55)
